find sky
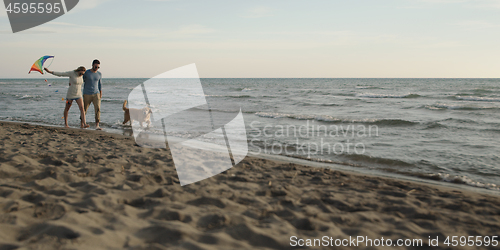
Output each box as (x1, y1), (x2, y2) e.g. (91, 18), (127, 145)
(1, 0), (500, 78)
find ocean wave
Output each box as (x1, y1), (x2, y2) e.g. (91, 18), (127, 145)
(453, 96), (500, 102)
(198, 94), (252, 98)
(255, 112), (418, 126)
(19, 94), (42, 99)
(335, 93), (357, 97)
(356, 93), (421, 99)
(231, 87), (253, 92)
(273, 153), (500, 191)
(299, 89), (326, 94)
(102, 99), (126, 104)
(439, 118), (480, 125)
(423, 122), (447, 130)
(355, 86), (384, 90)
(301, 102), (339, 107)
(376, 169), (500, 190)
(334, 153), (500, 191)
(320, 103), (339, 106)
(424, 103), (500, 111)
(349, 118), (417, 126)
(454, 89), (496, 97)
(340, 154), (416, 167)
(430, 173), (498, 190)
(228, 95), (252, 98)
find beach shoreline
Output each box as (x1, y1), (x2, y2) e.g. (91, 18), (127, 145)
(4, 119), (499, 196)
(1, 120), (499, 249)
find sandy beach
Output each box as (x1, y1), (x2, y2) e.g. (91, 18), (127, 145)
(0, 121), (499, 250)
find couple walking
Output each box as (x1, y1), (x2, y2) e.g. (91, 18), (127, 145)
(44, 59), (103, 130)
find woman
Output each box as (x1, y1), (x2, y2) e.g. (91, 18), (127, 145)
(44, 66), (90, 128)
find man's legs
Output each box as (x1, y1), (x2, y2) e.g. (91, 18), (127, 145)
(83, 94), (92, 115)
(80, 94), (92, 123)
(93, 93), (101, 129)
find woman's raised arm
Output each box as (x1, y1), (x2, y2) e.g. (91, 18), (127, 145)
(44, 68), (71, 77)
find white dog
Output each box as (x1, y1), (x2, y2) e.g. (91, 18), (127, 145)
(122, 100), (152, 128)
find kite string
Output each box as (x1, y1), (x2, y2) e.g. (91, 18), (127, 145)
(44, 58), (54, 74)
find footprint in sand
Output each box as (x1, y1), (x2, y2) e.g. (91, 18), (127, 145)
(34, 202), (66, 220)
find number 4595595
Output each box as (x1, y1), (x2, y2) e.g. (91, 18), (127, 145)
(444, 236), (498, 247)
(5, 2), (61, 14)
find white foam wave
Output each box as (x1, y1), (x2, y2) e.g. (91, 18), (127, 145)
(356, 93), (420, 98)
(425, 103), (498, 110)
(438, 173), (499, 190)
(254, 112), (416, 125)
(20, 94), (41, 99)
(455, 96), (500, 102)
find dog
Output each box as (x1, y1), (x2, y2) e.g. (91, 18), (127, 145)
(123, 100), (152, 128)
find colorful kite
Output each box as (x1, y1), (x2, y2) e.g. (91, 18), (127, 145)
(28, 56), (54, 74)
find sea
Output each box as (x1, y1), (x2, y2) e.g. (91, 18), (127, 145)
(1, 78), (500, 192)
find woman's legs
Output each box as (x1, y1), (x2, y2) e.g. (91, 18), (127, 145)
(75, 98), (89, 128)
(64, 100), (73, 128)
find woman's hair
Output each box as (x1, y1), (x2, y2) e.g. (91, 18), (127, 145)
(75, 66), (86, 72)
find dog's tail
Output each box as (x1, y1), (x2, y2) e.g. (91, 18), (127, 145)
(123, 100), (128, 111)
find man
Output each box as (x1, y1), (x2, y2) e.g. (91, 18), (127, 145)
(83, 59), (103, 130)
